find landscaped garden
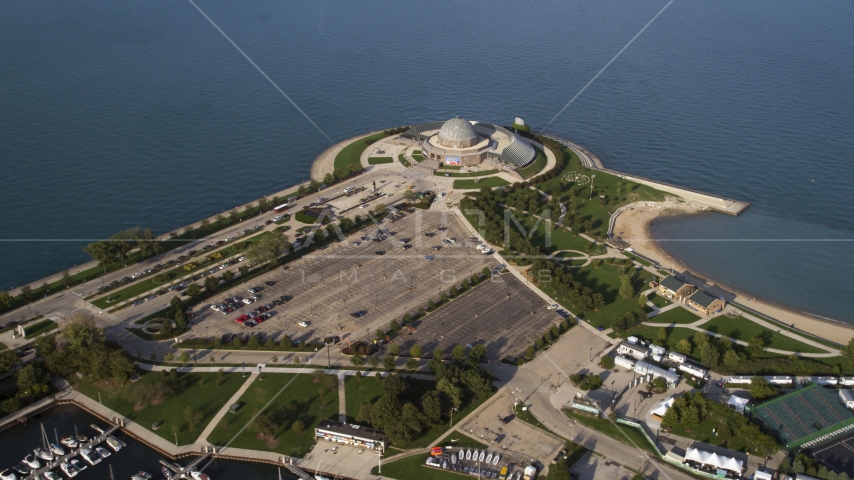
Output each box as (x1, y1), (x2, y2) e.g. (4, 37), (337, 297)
(24, 319), (58, 339)
(453, 177), (509, 189)
(368, 156), (394, 165)
(73, 369), (246, 445)
(207, 373), (339, 457)
(518, 145), (548, 179)
(646, 305), (699, 324)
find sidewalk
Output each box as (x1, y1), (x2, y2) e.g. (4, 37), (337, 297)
(197, 372), (258, 444)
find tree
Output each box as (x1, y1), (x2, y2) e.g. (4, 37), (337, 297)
(723, 350), (741, 368)
(656, 327), (667, 346)
(383, 355), (395, 370)
(186, 283), (201, 298)
(356, 402), (373, 423)
(179, 352), (190, 364)
(525, 345), (535, 360)
(204, 276), (219, 292)
(0, 350), (22, 377)
(692, 331), (709, 348)
(373, 203), (387, 215)
(159, 320), (173, 337)
(842, 338), (854, 375)
(700, 343), (720, 368)
(388, 319), (399, 332)
(661, 406), (679, 427)
(618, 275), (634, 298)
(83, 241), (116, 273)
(174, 309), (188, 330)
(747, 336), (766, 357)
(0, 291), (11, 309)
(421, 393), (444, 426)
(452, 345), (466, 362)
(350, 354), (365, 370)
(339, 217), (354, 232)
(674, 339), (692, 355)
(292, 419), (306, 434)
(165, 352), (174, 362)
(387, 344), (400, 355)
(368, 355), (381, 369)
(410, 344), (422, 358)
(600, 355), (615, 369)
(184, 407), (204, 432)
(651, 377), (667, 392)
(437, 378), (463, 409)
(405, 358), (418, 371)
(749, 376), (778, 400)
(682, 405), (699, 431)
(433, 347), (443, 360)
(251, 413), (279, 439)
(375, 328), (385, 340)
(469, 344), (486, 363)
(222, 270), (234, 283)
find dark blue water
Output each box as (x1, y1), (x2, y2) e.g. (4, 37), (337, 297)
(1, 1), (853, 321)
(0, 405), (295, 479)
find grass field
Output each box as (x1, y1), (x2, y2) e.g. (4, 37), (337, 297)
(699, 316), (826, 353)
(368, 157), (394, 165)
(648, 306), (701, 325)
(518, 146), (548, 179)
(343, 374), (385, 421)
(646, 293), (672, 309)
(572, 265), (654, 329)
(24, 320), (58, 339)
(412, 150), (424, 162)
(564, 410), (657, 455)
(91, 232), (270, 308)
(453, 177), (509, 189)
(623, 252), (652, 267)
(398, 154), (411, 168)
(207, 373), (338, 457)
(73, 371), (246, 445)
(334, 132), (385, 173)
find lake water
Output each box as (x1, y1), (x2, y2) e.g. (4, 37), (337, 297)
(0, 405), (295, 478)
(1, 1), (852, 322)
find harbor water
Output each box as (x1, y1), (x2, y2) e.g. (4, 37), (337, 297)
(1, 0), (853, 322)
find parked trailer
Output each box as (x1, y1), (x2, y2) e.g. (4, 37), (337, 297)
(615, 355), (636, 369)
(728, 376), (752, 385)
(678, 363), (708, 379)
(840, 377), (854, 387)
(764, 376), (794, 385)
(806, 376), (838, 386)
(668, 352), (687, 365)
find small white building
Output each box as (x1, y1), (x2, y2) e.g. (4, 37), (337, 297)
(728, 376), (752, 385)
(679, 362), (708, 380)
(649, 345), (666, 357)
(634, 360), (680, 386)
(617, 341), (647, 360)
(615, 355), (636, 370)
(840, 389), (854, 410)
(840, 377), (854, 387)
(668, 352), (686, 364)
(627, 336), (639, 344)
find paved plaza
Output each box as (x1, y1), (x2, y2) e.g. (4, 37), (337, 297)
(396, 273), (567, 361)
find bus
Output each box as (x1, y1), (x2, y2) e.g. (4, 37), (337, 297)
(274, 203), (289, 213)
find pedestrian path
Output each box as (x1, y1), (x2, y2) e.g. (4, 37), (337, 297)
(197, 372), (258, 445)
(337, 371), (347, 422)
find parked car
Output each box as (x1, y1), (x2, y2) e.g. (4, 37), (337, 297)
(298, 321), (309, 327)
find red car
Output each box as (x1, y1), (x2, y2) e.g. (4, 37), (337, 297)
(235, 315), (249, 324)
(265, 219), (273, 225)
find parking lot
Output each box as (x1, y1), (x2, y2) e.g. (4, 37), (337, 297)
(457, 392), (565, 476)
(568, 452), (634, 480)
(395, 273), (566, 361)
(189, 210), (494, 347)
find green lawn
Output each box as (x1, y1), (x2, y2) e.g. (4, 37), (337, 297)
(73, 371), (246, 445)
(412, 154), (424, 162)
(343, 374), (385, 421)
(376, 434), (488, 479)
(453, 177), (509, 189)
(663, 414), (749, 453)
(623, 252), (652, 267)
(207, 373), (338, 457)
(518, 145), (548, 179)
(698, 316), (826, 354)
(398, 154), (411, 168)
(24, 320), (58, 339)
(368, 157), (394, 165)
(92, 232), (270, 308)
(571, 265), (654, 329)
(646, 293), (672, 309)
(564, 410), (657, 455)
(438, 165), (462, 171)
(433, 169), (499, 178)
(334, 132), (385, 173)
(648, 306), (701, 325)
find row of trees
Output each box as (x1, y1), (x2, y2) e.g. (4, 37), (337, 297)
(0, 349), (51, 414)
(84, 227), (163, 273)
(780, 453), (852, 480)
(661, 391), (777, 456)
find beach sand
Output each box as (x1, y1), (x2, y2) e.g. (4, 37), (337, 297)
(614, 204), (854, 345)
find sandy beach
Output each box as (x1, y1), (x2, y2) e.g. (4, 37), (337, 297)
(614, 203), (854, 345)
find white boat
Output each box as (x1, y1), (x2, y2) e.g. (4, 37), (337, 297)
(79, 448), (101, 465)
(161, 466), (174, 480)
(106, 436), (122, 452)
(69, 459), (87, 472)
(131, 472), (153, 480)
(189, 471), (210, 480)
(60, 436), (78, 449)
(35, 447), (54, 462)
(478, 450), (485, 462)
(492, 454), (500, 466)
(23, 453), (41, 469)
(485, 452), (493, 464)
(465, 449), (472, 460)
(95, 446), (111, 458)
(60, 461), (78, 478)
(44, 471), (62, 480)
(50, 443), (66, 456)
(0, 469), (17, 480)
(11, 463), (29, 476)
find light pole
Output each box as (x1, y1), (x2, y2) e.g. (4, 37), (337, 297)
(376, 451), (383, 474)
(589, 174), (596, 200)
(589, 348), (593, 362)
(450, 407), (458, 428)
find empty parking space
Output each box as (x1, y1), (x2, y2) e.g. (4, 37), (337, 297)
(396, 274), (565, 361)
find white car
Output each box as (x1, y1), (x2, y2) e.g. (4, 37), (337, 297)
(242, 298), (254, 305)
(547, 304), (559, 310)
(298, 321), (309, 327)
(359, 204), (369, 209)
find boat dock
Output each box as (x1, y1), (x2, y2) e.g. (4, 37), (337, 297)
(23, 424), (125, 480)
(159, 453), (210, 479)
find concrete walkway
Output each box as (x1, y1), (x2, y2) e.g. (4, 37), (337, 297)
(197, 372), (258, 445)
(337, 371), (347, 422)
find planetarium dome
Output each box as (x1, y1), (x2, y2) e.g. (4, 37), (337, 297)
(437, 118), (478, 148)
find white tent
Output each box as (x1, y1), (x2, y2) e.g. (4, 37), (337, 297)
(650, 396), (675, 418)
(684, 447), (743, 474)
(754, 470), (773, 480)
(727, 395), (749, 414)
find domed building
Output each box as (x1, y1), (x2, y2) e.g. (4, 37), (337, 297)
(403, 117), (536, 168)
